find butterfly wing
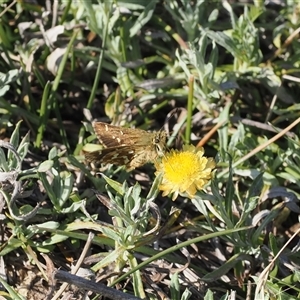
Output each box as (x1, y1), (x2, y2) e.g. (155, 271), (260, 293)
(85, 145), (134, 165)
(85, 145), (150, 170)
(86, 122), (167, 170)
(92, 122), (152, 148)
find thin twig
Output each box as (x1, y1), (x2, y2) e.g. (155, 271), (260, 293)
(52, 232), (95, 300)
(55, 270), (142, 300)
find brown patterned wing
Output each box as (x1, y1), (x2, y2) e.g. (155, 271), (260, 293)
(85, 121), (167, 170)
(85, 145), (135, 165)
(92, 122), (153, 148)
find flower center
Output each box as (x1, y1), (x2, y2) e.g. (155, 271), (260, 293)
(164, 152), (201, 184)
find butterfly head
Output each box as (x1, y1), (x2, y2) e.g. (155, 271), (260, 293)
(153, 130), (167, 156)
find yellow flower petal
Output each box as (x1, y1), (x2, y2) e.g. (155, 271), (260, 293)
(155, 145), (215, 200)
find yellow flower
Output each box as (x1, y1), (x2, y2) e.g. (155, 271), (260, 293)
(155, 145), (216, 200)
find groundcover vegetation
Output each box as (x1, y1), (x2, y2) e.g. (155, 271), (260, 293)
(0, 1), (300, 299)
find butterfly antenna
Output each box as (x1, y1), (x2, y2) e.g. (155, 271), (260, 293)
(158, 108), (179, 133)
